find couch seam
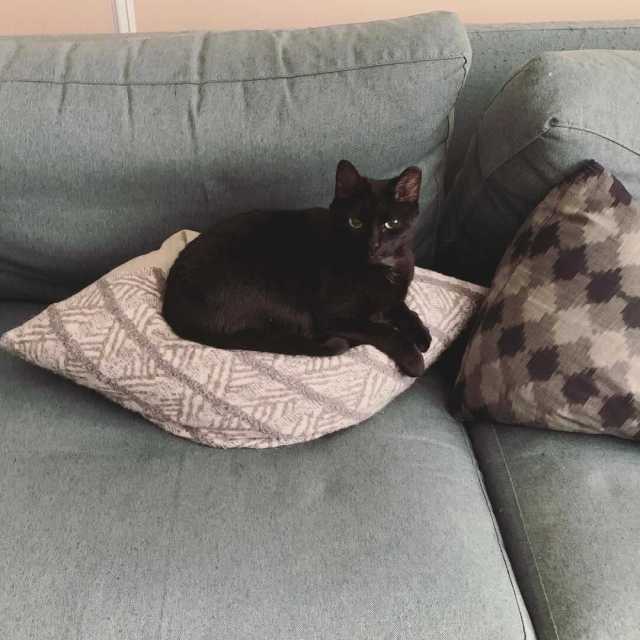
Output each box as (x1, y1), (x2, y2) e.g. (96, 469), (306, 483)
(0, 54), (467, 87)
(431, 50), (471, 262)
(450, 51), (472, 148)
(441, 123), (552, 250)
(449, 119), (640, 252)
(461, 424), (529, 640)
(467, 23), (640, 34)
(550, 123), (640, 159)
(478, 120), (640, 191)
(476, 62), (540, 130)
(492, 426), (561, 640)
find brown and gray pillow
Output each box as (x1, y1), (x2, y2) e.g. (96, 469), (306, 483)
(455, 160), (640, 440)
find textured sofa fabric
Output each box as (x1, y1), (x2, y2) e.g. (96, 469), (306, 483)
(5, 16), (640, 640)
(439, 35), (640, 640)
(446, 21), (640, 180)
(470, 422), (640, 640)
(0, 11), (470, 303)
(0, 302), (534, 640)
(438, 49), (640, 285)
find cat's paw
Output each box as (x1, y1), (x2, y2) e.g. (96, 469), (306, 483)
(397, 347), (425, 378)
(412, 325), (431, 353)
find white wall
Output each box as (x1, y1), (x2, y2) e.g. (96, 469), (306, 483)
(2, 0), (639, 36)
(136, 0), (640, 31)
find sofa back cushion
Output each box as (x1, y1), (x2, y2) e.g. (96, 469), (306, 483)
(437, 49), (640, 286)
(0, 11), (470, 303)
(446, 23), (640, 182)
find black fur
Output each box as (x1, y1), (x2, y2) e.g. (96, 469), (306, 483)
(162, 160), (431, 376)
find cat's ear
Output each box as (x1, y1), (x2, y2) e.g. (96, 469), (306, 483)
(394, 167), (422, 203)
(335, 160), (362, 199)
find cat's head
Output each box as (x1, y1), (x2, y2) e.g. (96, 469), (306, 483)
(330, 160), (422, 265)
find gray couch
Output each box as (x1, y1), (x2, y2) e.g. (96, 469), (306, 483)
(1, 14), (640, 640)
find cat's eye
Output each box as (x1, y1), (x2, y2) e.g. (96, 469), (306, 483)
(384, 218), (401, 230)
(348, 217), (363, 230)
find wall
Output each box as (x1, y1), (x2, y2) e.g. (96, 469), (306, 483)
(136, 0), (640, 32)
(1, 0), (640, 36)
(1, 0), (114, 35)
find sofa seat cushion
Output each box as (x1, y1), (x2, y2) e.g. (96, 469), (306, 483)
(470, 422), (640, 640)
(1, 302), (534, 639)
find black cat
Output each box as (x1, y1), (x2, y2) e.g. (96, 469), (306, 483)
(162, 160), (431, 376)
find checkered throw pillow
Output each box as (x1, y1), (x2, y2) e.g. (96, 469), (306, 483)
(455, 161), (640, 440)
